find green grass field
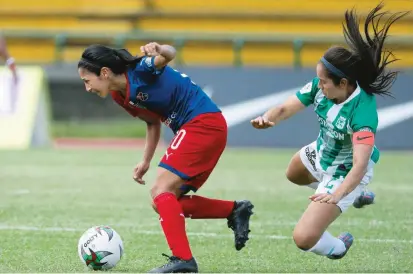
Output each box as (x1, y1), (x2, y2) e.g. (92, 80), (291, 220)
(0, 148), (412, 273)
(52, 120), (147, 138)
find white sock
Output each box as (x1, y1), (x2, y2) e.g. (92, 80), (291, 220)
(307, 182), (319, 190)
(308, 231), (346, 256)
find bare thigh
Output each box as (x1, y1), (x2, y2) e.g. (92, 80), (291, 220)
(285, 151), (318, 185)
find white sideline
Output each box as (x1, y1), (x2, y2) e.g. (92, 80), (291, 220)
(0, 224), (411, 244)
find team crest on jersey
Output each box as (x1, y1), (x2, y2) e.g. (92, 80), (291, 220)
(335, 116), (347, 129)
(136, 92), (148, 101)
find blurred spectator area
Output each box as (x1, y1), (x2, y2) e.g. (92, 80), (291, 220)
(0, 0), (412, 67)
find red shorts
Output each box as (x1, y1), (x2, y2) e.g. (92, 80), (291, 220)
(159, 112), (227, 194)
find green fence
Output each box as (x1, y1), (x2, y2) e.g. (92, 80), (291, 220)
(3, 30), (413, 68)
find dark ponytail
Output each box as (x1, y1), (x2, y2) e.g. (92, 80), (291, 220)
(78, 44), (143, 76)
(321, 3), (409, 96)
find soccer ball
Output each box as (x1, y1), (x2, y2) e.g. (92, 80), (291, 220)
(78, 225), (124, 270)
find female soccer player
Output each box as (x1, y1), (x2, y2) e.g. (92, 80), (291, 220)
(78, 42), (254, 272)
(251, 3), (407, 259)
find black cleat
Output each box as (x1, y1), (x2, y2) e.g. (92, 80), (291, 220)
(227, 200), (254, 251)
(148, 253), (198, 273)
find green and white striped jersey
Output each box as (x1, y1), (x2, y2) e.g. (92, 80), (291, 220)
(296, 77), (380, 178)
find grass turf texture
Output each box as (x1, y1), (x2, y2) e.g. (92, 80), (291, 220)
(51, 120), (147, 138)
(0, 148), (412, 272)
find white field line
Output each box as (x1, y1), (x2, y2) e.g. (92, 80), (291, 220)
(0, 224), (411, 244)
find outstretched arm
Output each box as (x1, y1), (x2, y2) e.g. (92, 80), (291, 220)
(251, 95), (306, 129)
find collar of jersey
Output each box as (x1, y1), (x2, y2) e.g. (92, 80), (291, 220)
(125, 69), (148, 104)
(122, 72), (131, 105)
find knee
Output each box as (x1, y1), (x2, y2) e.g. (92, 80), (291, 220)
(150, 169), (184, 199)
(151, 201), (159, 214)
(150, 184), (163, 199)
(285, 167), (298, 184)
(292, 227), (320, 250)
(150, 184), (179, 199)
(150, 177), (174, 199)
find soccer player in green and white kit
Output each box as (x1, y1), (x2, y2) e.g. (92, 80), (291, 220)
(251, 3), (408, 259)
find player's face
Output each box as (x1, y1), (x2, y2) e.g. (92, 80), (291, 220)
(78, 67), (110, 98)
(316, 63), (346, 100)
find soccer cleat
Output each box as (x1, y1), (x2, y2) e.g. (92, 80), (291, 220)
(227, 200), (254, 251)
(327, 232), (354, 260)
(353, 191), (375, 208)
(148, 253), (198, 273)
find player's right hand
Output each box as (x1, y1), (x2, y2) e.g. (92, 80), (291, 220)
(140, 42), (162, 57)
(133, 161), (150, 185)
(251, 115), (275, 129)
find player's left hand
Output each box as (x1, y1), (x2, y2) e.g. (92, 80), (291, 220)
(309, 193), (342, 204)
(140, 42), (162, 57)
(133, 161), (150, 185)
(251, 115), (275, 129)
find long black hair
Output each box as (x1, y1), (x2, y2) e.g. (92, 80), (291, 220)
(321, 3), (409, 96)
(78, 44), (142, 75)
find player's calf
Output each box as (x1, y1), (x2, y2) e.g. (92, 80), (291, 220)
(294, 230), (351, 259)
(227, 200), (254, 251)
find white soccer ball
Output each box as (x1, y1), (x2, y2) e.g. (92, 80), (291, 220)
(78, 225), (124, 270)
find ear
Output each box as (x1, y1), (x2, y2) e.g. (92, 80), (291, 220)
(340, 78), (348, 88)
(100, 67), (111, 79)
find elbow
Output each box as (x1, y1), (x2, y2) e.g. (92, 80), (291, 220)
(170, 47), (177, 59)
(279, 105), (286, 116)
(163, 45), (176, 61)
(277, 105), (290, 120)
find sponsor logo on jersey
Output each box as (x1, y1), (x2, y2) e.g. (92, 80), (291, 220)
(164, 111), (177, 127)
(318, 116), (345, 140)
(129, 101), (146, 109)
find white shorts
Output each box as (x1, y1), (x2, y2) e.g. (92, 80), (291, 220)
(299, 141), (375, 213)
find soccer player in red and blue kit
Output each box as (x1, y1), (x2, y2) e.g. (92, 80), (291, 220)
(78, 42), (254, 273)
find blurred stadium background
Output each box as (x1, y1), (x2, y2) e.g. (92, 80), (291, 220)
(0, 1), (413, 273)
(0, 0), (412, 147)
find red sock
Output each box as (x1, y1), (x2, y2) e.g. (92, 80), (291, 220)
(179, 195), (235, 219)
(153, 192), (192, 260)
